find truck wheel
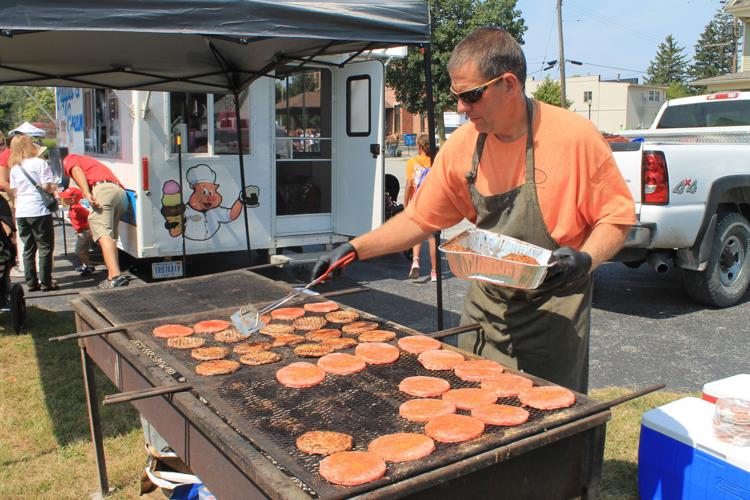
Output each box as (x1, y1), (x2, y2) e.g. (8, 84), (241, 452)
(682, 212), (750, 307)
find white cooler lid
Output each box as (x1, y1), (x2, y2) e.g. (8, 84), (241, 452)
(703, 374), (750, 401)
(641, 397), (750, 472)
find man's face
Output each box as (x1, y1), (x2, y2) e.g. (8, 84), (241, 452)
(449, 62), (506, 134)
(188, 182), (222, 212)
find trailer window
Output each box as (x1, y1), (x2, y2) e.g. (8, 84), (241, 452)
(347, 75), (371, 136)
(170, 93), (208, 153)
(275, 69), (332, 215)
(214, 91), (250, 155)
(657, 100), (750, 128)
(83, 88), (120, 156)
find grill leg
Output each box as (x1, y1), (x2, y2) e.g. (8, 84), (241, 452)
(80, 343), (110, 495)
(582, 422), (606, 499)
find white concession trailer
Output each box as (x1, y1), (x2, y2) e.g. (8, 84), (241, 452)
(55, 56), (386, 276)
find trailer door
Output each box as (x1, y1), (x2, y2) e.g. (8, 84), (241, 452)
(333, 60), (384, 237)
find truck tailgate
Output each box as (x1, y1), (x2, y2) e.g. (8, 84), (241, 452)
(610, 142), (642, 205)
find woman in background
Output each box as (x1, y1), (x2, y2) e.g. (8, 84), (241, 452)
(404, 134), (438, 281)
(8, 134), (57, 291)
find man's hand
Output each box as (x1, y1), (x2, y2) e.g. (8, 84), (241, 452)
(86, 193), (101, 209)
(543, 246), (592, 289)
(311, 242), (357, 282)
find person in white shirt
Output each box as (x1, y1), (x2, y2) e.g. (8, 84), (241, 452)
(8, 135), (57, 291)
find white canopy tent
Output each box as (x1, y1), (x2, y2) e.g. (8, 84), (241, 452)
(9, 121), (45, 137)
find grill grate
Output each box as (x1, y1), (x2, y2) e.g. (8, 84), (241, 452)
(88, 273), (599, 498)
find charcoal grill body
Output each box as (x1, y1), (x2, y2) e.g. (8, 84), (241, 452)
(72, 270), (609, 499)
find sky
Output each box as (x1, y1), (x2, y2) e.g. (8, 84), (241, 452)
(516, 0), (729, 83)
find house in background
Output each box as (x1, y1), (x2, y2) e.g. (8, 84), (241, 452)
(525, 75), (668, 132)
(692, 0), (750, 91)
(385, 87), (423, 138)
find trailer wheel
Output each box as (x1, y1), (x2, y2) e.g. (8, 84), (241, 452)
(682, 212), (750, 308)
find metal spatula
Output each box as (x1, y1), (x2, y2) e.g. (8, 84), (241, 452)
(231, 251), (356, 336)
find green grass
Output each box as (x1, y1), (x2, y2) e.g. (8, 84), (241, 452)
(0, 307), (688, 499)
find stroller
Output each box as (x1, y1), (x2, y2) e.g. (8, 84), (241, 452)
(0, 207), (26, 334)
(384, 174), (412, 261)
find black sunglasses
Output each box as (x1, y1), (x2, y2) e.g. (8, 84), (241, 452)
(450, 73), (507, 104)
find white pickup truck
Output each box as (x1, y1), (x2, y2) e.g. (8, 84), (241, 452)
(611, 91), (750, 307)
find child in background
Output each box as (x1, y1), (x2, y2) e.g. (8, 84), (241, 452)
(59, 187), (95, 275)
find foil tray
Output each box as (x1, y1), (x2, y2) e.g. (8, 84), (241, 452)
(439, 229), (552, 289)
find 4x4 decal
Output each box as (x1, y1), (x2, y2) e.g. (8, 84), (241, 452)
(673, 178), (697, 194)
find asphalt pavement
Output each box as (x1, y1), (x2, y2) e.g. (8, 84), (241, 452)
(18, 156), (749, 394)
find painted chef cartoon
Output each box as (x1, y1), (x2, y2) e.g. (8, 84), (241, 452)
(161, 163), (259, 241)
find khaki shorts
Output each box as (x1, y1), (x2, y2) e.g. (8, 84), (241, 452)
(88, 182), (127, 242)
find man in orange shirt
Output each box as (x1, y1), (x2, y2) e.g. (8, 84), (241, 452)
(312, 27), (635, 392)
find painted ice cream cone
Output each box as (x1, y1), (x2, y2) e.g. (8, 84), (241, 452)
(161, 180), (185, 237)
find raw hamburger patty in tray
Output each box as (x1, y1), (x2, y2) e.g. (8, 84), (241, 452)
(131, 309), (590, 496)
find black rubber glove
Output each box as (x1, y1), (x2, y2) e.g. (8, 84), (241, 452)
(310, 242), (358, 282)
(543, 246), (592, 289)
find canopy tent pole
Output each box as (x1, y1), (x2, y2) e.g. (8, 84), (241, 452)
(422, 43), (443, 331)
(233, 88), (253, 267)
(176, 132), (189, 276)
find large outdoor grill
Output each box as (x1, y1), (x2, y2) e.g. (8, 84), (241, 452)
(70, 270), (611, 499)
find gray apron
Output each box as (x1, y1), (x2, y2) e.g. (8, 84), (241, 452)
(457, 98), (592, 393)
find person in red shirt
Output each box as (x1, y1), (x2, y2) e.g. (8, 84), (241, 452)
(59, 187), (95, 275)
(62, 153), (128, 288)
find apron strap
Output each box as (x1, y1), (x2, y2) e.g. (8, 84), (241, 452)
(524, 97), (535, 186)
(466, 133), (487, 184)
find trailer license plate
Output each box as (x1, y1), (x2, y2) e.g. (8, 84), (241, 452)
(152, 261), (183, 279)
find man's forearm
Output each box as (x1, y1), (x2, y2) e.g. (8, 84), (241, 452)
(581, 223), (631, 270)
(70, 167), (91, 197)
(351, 212), (432, 260)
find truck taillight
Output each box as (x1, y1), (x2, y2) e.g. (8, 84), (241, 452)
(642, 151), (669, 204)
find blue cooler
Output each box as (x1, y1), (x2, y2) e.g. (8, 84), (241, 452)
(639, 397), (750, 499)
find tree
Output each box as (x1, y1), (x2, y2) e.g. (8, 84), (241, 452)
(0, 86), (55, 132)
(690, 7), (741, 81)
(531, 76), (573, 109)
(385, 0), (526, 140)
(645, 34), (691, 98)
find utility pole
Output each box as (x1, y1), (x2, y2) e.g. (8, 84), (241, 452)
(557, 0), (566, 108)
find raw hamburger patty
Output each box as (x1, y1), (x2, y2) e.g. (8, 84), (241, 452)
(271, 307), (306, 321)
(296, 430), (353, 455)
(292, 316), (327, 331)
(233, 342), (273, 354)
(480, 373), (534, 398)
(239, 351), (282, 366)
(418, 349), (464, 370)
(195, 359), (241, 376)
(471, 404), (530, 426)
(399, 398), (456, 423)
(322, 337), (358, 350)
(397, 335), (442, 354)
(276, 362), (326, 388)
(319, 451), (386, 487)
(453, 359), (504, 382)
(342, 321), (379, 335)
(167, 336), (205, 349)
(368, 433), (435, 462)
(305, 329), (341, 342)
(518, 386), (576, 410)
(355, 342), (400, 365)
(398, 376), (450, 398)
(153, 324), (194, 338)
(214, 328), (244, 343)
(317, 353), (366, 375)
(325, 310), (360, 324)
(193, 319), (231, 334)
(304, 301), (340, 313)
(425, 414), (485, 443)
(272, 334), (305, 347)
(260, 323), (294, 336)
(442, 388), (498, 410)
(191, 346), (230, 361)
(358, 330), (396, 343)
(294, 343), (334, 358)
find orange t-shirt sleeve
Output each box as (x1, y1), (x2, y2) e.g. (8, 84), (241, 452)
(583, 155), (637, 228)
(405, 140), (476, 232)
